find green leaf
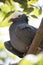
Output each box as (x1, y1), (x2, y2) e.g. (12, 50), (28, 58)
(0, 42), (5, 51)
(14, 0), (27, 4)
(39, 7), (42, 15)
(14, 0), (27, 11)
(23, 7), (34, 14)
(3, 11), (14, 21)
(0, 8), (1, 11)
(31, 15), (38, 18)
(0, 58), (5, 61)
(0, 0), (5, 3)
(27, 0), (38, 6)
(1, 4), (11, 14)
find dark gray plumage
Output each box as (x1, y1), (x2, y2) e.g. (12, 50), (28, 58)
(9, 14), (37, 57)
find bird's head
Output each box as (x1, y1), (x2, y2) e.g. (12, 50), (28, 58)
(8, 12), (28, 23)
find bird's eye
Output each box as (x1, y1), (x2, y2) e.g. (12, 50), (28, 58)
(18, 15), (22, 18)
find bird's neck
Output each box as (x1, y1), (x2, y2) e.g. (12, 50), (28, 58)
(14, 18), (27, 25)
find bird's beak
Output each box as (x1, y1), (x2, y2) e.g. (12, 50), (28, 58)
(8, 18), (13, 22)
